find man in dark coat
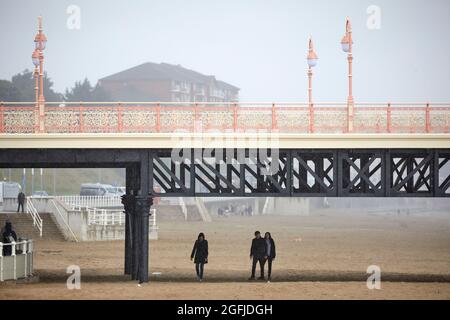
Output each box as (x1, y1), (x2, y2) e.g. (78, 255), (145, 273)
(249, 230), (267, 280)
(190, 232), (209, 281)
(17, 191), (25, 213)
(2, 221), (18, 256)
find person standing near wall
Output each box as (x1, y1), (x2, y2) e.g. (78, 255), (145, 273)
(17, 191), (25, 213)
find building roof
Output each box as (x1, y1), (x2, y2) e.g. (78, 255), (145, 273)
(99, 62), (239, 91)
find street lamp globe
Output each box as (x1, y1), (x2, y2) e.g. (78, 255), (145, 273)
(307, 55), (318, 68)
(341, 35), (350, 52)
(307, 58), (317, 67)
(307, 38), (318, 67)
(32, 49), (40, 67)
(34, 32), (47, 50)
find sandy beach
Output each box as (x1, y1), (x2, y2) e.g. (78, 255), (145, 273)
(1, 210), (450, 299)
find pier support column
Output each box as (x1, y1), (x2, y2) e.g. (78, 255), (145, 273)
(136, 195), (153, 283)
(121, 193), (135, 276)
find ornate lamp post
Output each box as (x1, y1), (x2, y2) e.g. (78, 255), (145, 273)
(33, 16), (47, 133)
(306, 37), (318, 133)
(31, 49), (40, 132)
(341, 17), (354, 132)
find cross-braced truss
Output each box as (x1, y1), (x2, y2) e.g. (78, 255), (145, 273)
(388, 150), (434, 196)
(437, 150), (450, 196)
(148, 149), (450, 197)
(149, 148), (290, 196)
(291, 150), (336, 196)
(0, 148), (447, 197)
(339, 150), (384, 196)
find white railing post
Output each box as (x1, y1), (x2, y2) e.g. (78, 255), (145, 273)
(23, 240), (27, 277)
(29, 239), (34, 275)
(152, 209), (156, 227)
(11, 241), (16, 280)
(0, 242), (3, 282)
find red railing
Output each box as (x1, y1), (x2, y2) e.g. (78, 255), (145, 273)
(0, 102), (448, 134)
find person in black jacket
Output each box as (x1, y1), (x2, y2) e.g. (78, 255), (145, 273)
(190, 232), (208, 281)
(264, 232), (276, 281)
(2, 221), (18, 256)
(249, 230), (267, 280)
(17, 191), (25, 213)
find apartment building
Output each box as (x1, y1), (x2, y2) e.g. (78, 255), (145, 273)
(98, 62), (239, 102)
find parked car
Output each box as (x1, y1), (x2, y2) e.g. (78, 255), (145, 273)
(80, 183), (118, 197)
(112, 186), (125, 195)
(32, 190), (49, 197)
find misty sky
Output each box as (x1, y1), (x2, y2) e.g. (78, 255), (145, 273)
(0, 0), (449, 102)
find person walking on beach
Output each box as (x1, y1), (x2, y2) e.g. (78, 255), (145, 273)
(264, 232), (276, 282)
(248, 231), (267, 280)
(190, 232), (208, 282)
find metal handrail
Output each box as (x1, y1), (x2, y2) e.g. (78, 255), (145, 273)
(0, 239), (34, 281)
(87, 207), (125, 226)
(26, 198), (43, 237)
(2, 101), (450, 106)
(0, 239), (34, 255)
(86, 206), (156, 227)
(50, 199), (78, 242)
(57, 195), (122, 208)
(1, 102), (448, 134)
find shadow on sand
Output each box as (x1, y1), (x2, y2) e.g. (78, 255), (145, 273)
(33, 268), (450, 284)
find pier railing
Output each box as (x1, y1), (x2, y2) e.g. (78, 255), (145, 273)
(0, 102), (448, 134)
(56, 195), (122, 208)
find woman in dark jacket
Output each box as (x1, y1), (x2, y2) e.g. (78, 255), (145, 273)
(190, 232), (208, 281)
(2, 221), (18, 256)
(264, 232), (276, 281)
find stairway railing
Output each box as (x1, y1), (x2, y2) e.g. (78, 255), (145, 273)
(25, 197), (43, 237)
(49, 199), (79, 242)
(179, 197), (188, 221)
(195, 197), (212, 222)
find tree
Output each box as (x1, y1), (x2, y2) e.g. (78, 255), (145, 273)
(65, 78), (92, 101)
(10, 69), (63, 102)
(0, 80), (22, 101)
(91, 83), (111, 101)
(65, 78), (111, 101)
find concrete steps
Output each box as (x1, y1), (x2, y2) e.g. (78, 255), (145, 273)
(0, 213), (65, 241)
(154, 204), (185, 221)
(185, 205), (203, 221)
(154, 202), (209, 222)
